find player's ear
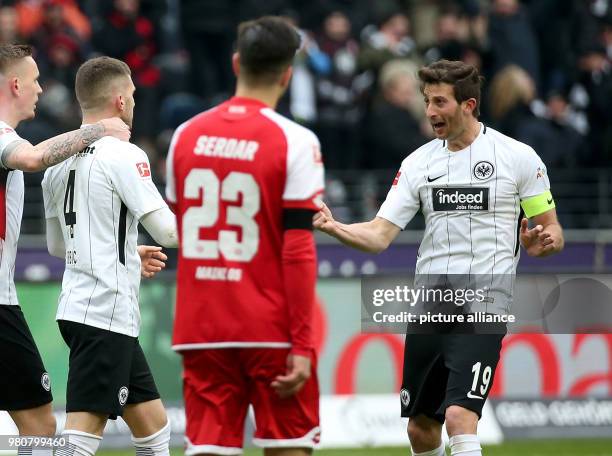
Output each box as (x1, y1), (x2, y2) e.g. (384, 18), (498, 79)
(280, 65), (293, 89)
(232, 53), (240, 77)
(9, 76), (19, 97)
(115, 94), (125, 113)
(463, 98), (476, 116)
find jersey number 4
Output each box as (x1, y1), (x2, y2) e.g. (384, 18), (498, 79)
(63, 170), (77, 238)
(182, 169), (260, 262)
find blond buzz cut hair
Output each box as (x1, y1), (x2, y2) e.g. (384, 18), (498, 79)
(75, 56), (131, 111)
(0, 44), (33, 75)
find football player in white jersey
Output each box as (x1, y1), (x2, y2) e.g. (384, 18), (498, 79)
(314, 60), (564, 456)
(42, 57), (177, 456)
(0, 44), (130, 444)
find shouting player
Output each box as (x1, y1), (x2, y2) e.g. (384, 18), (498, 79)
(42, 57), (177, 456)
(314, 60), (564, 456)
(0, 44), (129, 443)
(167, 16), (324, 456)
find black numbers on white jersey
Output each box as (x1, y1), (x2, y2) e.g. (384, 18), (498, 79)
(63, 169), (77, 238)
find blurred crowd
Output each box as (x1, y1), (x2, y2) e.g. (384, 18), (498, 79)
(1, 0), (611, 229)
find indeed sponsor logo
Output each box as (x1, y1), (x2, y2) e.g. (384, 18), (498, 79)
(433, 187), (489, 211)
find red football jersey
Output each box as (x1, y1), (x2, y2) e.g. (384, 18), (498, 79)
(166, 97), (324, 350)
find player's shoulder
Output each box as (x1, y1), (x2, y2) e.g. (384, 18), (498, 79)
(95, 138), (148, 162)
(400, 138), (443, 170)
(485, 126), (539, 161)
(259, 108), (319, 146)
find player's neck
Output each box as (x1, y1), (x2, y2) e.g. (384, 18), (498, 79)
(234, 85), (280, 110)
(447, 119), (481, 152)
(81, 110), (117, 126)
(0, 102), (22, 128)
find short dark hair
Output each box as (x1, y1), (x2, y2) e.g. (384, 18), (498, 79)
(75, 56), (131, 110)
(237, 16), (301, 85)
(418, 59), (484, 117)
(0, 44), (32, 75)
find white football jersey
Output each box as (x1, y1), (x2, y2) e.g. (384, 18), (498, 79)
(0, 121), (25, 306)
(377, 124), (553, 314)
(42, 136), (168, 336)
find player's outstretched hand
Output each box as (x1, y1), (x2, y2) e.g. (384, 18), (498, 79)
(271, 353), (311, 398)
(520, 218), (557, 257)
(138, 245), (168, 278)
(98, 118), (131, 142)
(313, 202), (338, 235)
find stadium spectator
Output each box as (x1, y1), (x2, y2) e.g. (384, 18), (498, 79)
(422, 6), (471, 64)
(30, 0), (84, 135)
(311, 8), (369, 170)
(488, 65), (575, 167)
(14, 0), (90, 41)
(358, 8), (420, 78)
(486, 0), (540, 90)
(364, 59), (427, 170)
(92, 0), (161, 145)
(166, 16), (323, 455)
(179, 0), (236, 102)
(572, 43), (612, 164)
(0, 43), (129, 452)
(0, 6), (22, 45)
(314, 59), (564, 456)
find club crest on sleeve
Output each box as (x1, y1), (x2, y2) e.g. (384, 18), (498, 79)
(136, 162), (151, 178)
(536, 167), (545, 179)
(392, 170), (402, 186)
(473, 161), (494, 180)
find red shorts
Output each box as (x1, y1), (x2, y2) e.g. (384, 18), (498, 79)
(181, 348), (320, 455)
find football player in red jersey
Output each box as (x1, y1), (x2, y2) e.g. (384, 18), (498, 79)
(166, 16), (324, 456)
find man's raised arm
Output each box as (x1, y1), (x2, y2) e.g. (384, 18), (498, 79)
(1, 117), (130, 172)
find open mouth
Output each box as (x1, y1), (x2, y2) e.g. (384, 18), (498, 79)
(432, 121), (446, 132)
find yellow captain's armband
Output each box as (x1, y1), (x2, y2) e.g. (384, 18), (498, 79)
(520, 190), (555, 218)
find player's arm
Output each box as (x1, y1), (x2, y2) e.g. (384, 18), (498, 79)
(520, 207), (564, 257)
(516, 149), (564, 257)
(0, 118), (130, 172)
(140, 207), (178, 248)
(314, 203), (401, 253)
(271, 208), (317, 398)
(45, 217), (65, 258)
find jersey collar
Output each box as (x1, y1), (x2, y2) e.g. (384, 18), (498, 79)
(228, 96), (269, 109)
(443, 122), (486, 153)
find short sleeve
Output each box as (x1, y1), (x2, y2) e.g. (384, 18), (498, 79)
(0, 125), (27, 170)
(166, 122), (188, 204)
(41, 170), (56, 219)
(104, 144), (168, 220)
(282, 130), (324, 211)
(516, 147), (555, 217)
(377, 161), (420, 229)
(516, 147), (551, 198)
